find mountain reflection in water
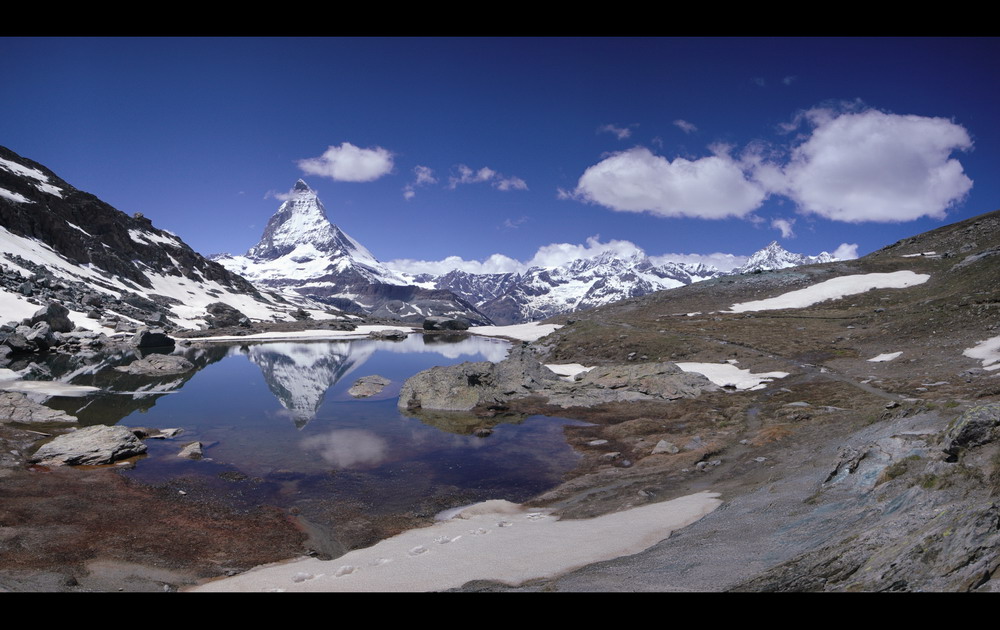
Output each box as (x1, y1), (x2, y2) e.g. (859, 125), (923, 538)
(41, 334), (584, 538)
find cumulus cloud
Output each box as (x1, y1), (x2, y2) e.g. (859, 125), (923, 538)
(264, 189), (293, 202)
(780, 109), (973, 222)
(403, 165), (438, 200)
(648, 252), (748, 272)
(598, 123), (634, 140)
(566, 146), (767, 220)
(771, 217), (795, 238)
(448, 164), (528, 192)
(387, 253), (525, 276)
(297, 142), (394, 182)
(833, 243), (859, 260)
(673, 119), (697, 134)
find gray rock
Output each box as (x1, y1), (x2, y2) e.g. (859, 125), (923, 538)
(0, 392), (77, 424)
(114, 353), (194, 376)
(177, 442), (203, 459)
(130, 327), (175, 349)
(31, 425), (147, 466)
(652, 440), (680, 454)
(423, 316), (470, 331)
(348, 375), (391, 398)
(29, 302), (74, 333)
(204, 302), (249, 328)
(368, 329), (409, 340)
(943, 403), (1000, 460)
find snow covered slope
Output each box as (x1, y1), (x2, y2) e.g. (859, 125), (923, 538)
(0, 146), (335, 331)
(736, 241), (837, 274)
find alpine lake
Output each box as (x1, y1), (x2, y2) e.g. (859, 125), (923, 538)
(32, 332), (586, 558)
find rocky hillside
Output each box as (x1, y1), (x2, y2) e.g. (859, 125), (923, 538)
(0, 146), (343, 332)
(460, 208), (1000, 592)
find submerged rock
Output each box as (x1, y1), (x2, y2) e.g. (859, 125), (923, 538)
(31, 425), (147, 466)
(348, 375), (392, 398)
(0, 392), (77, 424)
(114, 353), (194, 375)
(423, 317), (470, 331)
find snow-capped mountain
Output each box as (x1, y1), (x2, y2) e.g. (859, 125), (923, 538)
(736, 241), (837, 274)
(0, 146), (329, 332)
(214, 181), (492, 325)
(403, 242), (842, 325)
(408, 251), (725, 325)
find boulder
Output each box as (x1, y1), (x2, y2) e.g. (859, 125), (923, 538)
(130, 326), (175, 349)
(114, 353), (194, 376)
(177, 441), (203, 459)
(944, 403), (1000, 460)
(31, 424), (146, 466)
(423, 316), (470, 331)
(368, 329), (409, 341)
(0, 392), (77, 424)
(29, 302), (74, 333)
(348, 375), (392, 398)
(205, 302), (249, 328)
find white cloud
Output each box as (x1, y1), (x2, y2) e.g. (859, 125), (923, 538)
(673, 119), (697, 134)
(598, 123), (634, 140)
(771, 217), (795, 238)
(782, 75), (797, 85)
(496, 176), (528, 191)
(388, 253), (525, 276)
(648, 252), (748, 272)
(502, 216), (528, 229)
(413, 165), (437, 186)
(403, 165), (438, 200)
(567, 146), (767, 220)
(297, 142), (394, 182)
(264, 189), (293, 202)
(780, 109), (973, 222)
(833, 243), (859, 260)
(448, 164), (527, 192)
(527, 236), (644, 268)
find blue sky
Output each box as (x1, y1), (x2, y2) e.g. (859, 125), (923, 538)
(2, 37), (997, 273)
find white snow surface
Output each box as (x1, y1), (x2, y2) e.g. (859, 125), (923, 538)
(676, 362), (789, 391)
(868, 352), (903, 362)
(190, 491), (721, 592)
(0, 187), (32, 204)
(0, 369), (100, 397)
(963, 335), (1000, 371)
(728, 271), (929, 313)
(191, 325), (415, 343)
(544, 363), (595, 381)
(471, 322), (562, 342)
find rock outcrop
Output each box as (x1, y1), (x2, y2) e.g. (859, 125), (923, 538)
(0, 392), (77, 424)
(31, 425), (147, 466)
(114, 353), (194, 376)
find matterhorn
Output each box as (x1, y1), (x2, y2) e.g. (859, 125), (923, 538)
(214, 181), (491, 323)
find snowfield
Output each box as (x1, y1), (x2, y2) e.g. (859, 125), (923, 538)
(728, 271), (929, 313)
(964, 335), (1000, 371)
(676, 362), (789, 391)
(471, 322), (562, 342)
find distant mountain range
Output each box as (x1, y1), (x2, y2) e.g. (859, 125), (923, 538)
(216, 180), (847, 326)
(0, 145), (847, 331)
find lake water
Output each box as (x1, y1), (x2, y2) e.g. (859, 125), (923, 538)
(37, 334), (585, 553)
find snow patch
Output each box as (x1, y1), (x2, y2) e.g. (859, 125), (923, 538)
(189, 491), (721, 593)
(471, 323), (562, 342)
(728, 271), (929, 313)
(868, 351), (903, 362)
(676, 362), (789, 391)
(544, 363), (595, 381)
(0, 186), (33, 204)
(964, 335), (1000, 371)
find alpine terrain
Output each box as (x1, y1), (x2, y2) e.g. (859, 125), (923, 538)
(213, 181), (491, 325)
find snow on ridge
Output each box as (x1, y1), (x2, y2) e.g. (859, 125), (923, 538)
(128, 229), (182, 248)
(0, 186), (33, 204)
(728, 271), (930, 313)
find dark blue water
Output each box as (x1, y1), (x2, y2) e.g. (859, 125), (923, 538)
(61, 334), (583, 518)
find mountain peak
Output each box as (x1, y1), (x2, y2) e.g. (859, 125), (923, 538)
(293, 179), (311, 193)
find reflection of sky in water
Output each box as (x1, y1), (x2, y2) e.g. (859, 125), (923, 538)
(113, 336), (584, 513)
